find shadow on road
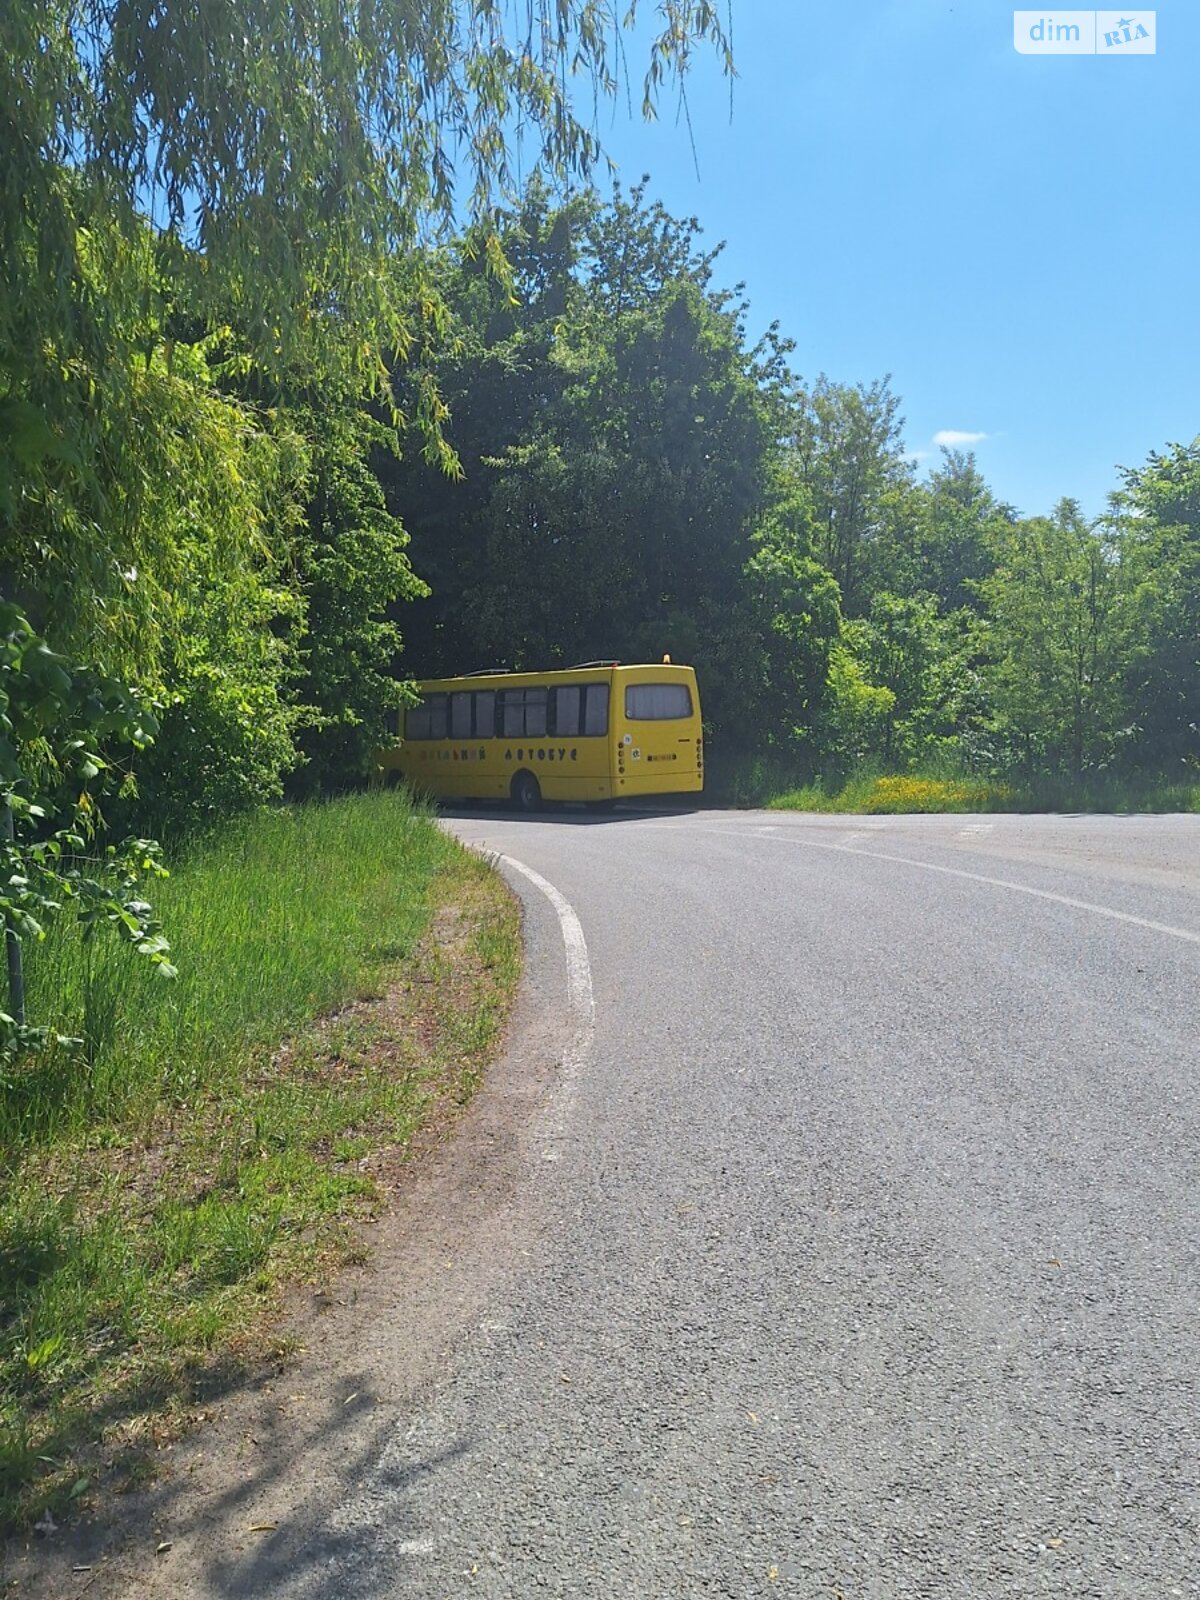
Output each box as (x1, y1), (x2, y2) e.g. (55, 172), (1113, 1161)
(187, 1375), (473, 1599)
(3, 1365), (469, 1600)
(436, 801), (705, 826)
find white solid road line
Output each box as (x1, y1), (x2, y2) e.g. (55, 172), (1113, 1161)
(498, 854), (596, 1160)
(779, 832), (1200, 947)
(636, 818), (1200, 947)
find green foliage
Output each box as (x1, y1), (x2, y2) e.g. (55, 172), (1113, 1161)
(741, 507), (843, 759)
(0, 601), (173, 1067)
(2, 0), (731, 396)
(871, 448), (1016, 612)
(2, 219), (320, 832)
(384, 182), (831, 757)
(771, 771), (1014, 815)
(769, 765), (1199, 816)
(3, 2), (731, 837)
(290, 413), (429, 794)
(822, 640), (895, 771)
(847, 591), (988, 769)
(94, 348), (314, 835)
(980, 500), (1131, 778)
(1, 791), (520, 1530)
(129, 571), (304, 835)
(1109, 441), (1200, 774)
(788, 375), (912, 616)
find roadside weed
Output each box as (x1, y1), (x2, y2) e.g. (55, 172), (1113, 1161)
(0, 791), (520, 1531)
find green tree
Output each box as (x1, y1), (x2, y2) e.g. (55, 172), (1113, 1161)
(3, 2), (730, 827)
(384, 186), (786, 755)
(740, 502), (843, 765)
(288, 414), (428, 795)
(2, 0), (731, 399)
(787, 375), (912, 616)
(871, 449), (1011, 612)
(822, 640), (895, 773)
(980, 500), (1131, 777)
(1, 235), (321, 835)
(1109, 440), (1200, 774)
(849, 591), (987, 768)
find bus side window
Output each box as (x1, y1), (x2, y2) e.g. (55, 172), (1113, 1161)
(552, 685), (581, 736)
(474, 690), (495, 737)
(500, 688), (548, 737)
(583, 684), (609, 736)
(450, 691), (473, 739)
(406, 693), (447, 740)
(525, 688), (548, 737)
(499, 690), (523, 738)
(427, 693), (448, 739)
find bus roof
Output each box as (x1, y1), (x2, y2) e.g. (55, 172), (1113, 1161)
(413, 662), (696, 691)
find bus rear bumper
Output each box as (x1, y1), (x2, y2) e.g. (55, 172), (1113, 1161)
(617, 773), (704, 797)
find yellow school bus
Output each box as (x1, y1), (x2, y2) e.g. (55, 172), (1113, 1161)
(381, 661), (703, 809)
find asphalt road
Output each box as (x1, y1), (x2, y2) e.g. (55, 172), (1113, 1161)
(57, 808), (1200, 1598)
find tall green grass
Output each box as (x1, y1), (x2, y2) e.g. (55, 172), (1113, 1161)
(9, 792), (446, 1146)
(0, 791), (519, 1530)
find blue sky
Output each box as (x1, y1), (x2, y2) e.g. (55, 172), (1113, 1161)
(588, 2), (1196, 518)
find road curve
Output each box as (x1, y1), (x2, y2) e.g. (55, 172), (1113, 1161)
(85, 809), (1200, 1597)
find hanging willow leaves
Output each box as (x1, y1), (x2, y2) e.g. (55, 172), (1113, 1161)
(2, 2), (732, 398)
(1, 0), (732, 719)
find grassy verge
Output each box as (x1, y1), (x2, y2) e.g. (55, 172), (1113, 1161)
(769, 770), (1200, 814)
(770, 773), (1015, 814)
(1005, 773), (1200, 813)
(0, 791), (520, 1532)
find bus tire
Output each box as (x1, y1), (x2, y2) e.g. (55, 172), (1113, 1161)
(511, 771), (542, 812)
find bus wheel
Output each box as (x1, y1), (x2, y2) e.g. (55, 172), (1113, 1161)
(511, 771), (542, 812)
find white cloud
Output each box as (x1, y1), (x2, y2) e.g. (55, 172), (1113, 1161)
(932, 429), (988, 447)
(907, 449), (931, 461)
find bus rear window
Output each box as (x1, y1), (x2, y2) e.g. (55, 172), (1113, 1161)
(625, 683), (692, 720)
